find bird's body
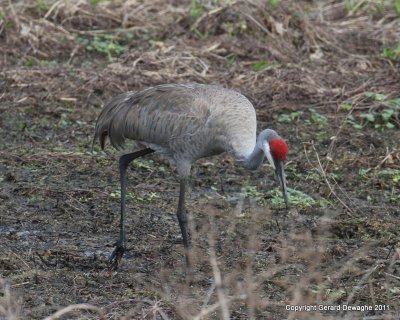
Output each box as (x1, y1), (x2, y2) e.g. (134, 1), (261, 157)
(95, 84), (257, 176)
(94, 83), (288, 269)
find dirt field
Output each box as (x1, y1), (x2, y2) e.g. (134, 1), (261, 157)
(1, 0), (399, 319)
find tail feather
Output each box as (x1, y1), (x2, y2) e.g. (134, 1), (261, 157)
(93, 92), (134, 150)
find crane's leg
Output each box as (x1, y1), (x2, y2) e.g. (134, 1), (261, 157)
(109, 148), (154, 270)
(177, 178), (191, 269)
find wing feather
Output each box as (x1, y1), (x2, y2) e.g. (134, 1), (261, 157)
(93, 84), (211, 151)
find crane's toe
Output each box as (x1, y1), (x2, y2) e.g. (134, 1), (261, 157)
(170, 232), (192, 245)
(108, 241), (126, 270)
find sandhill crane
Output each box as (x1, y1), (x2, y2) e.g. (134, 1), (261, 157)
(93, 83), (288, 269)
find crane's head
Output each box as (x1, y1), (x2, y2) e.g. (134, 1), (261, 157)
(260, 129), (289, 208)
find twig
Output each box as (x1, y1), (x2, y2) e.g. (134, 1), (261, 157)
(10, 282), (30, 288)
(384, 272), (400, 281)
(44, 0), (63, 19)
(193, 295), (247, 320)
(365, 149), (399, 173)
(304, 142), (354, 214)
(193, 301), (224, 320)
(141, 299), (170, 320)
(10, 251), (31, 269)
(346, 0), (367, 17)
(43, 304), (105, 320)
(241, 12), (271, 35)
(201, 282), (216, 310)
(207, 224), (230, 320)
(344, 260), (385, 308)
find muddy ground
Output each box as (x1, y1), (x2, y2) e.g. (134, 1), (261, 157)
(0, 1), (399, 319)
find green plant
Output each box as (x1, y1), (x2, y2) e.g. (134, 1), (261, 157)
(326, 288), (346, 300)
(35, 0), (49, 16)
(75, 34), (128, 61)
(389, 287), (400, 295)
(190, 0), (204, 18)
(252, 60), (274, 72)
(133, 159), (155, 170)
(110, 189), (134, 201)
(23, 59), (34, 67)
(267, 187), (328, 209)
(362, 92), (399, 129)
(375, 0), (385, 15)
(270, 0), (279, 9)
(344, 115), (363, 129)
(89, 0), (106, 6)
(364, 91), (388, 101)
(340, 103), (352, 112)
(382, 45), (400, 62)
(58, 113), (70, 128)
(225, 53), (237, 67)
(242, 185), (263, 202)
(16, 121), (26, 130)
(344, 0), (355, 12)
(309, 108), (328, 128)
(345, 92), (399, 130)
(378, 169), (400, 183)
(75, 120), (87, 126)
(223, 22), (235, 36)
(394, 0), (400, 15)
(277, 111), (303, 123)
(277, 109), (327, 133)
(358, 168), (368, 179)
(238, 20), (247, 33)
(0, 10), (14, 29)
(222, 20), (247, 36)
(28, 194), (45, 205)
(359, 112), (375, 123)
(40, 59), (59, 68)
(361, 109), (396, 129)
(192, 28), (209, 40)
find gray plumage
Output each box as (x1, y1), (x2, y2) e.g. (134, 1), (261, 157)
(93, 83), (288, 270)
(94, 84), (257, 176)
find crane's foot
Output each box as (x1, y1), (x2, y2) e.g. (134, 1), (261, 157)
(108, 240), (125, 270)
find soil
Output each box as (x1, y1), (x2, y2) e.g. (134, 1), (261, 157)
(0, 1), (399, 319)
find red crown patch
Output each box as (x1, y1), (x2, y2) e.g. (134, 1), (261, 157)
(269, 139), (288, 161)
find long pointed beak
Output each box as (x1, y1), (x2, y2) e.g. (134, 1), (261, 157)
(274, 160), (288, 209)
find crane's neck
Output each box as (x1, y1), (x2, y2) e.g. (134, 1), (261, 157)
(242, 142), (264, 170)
